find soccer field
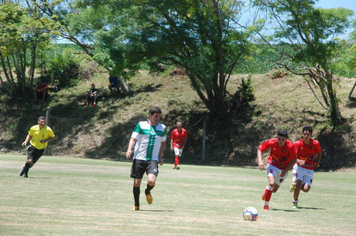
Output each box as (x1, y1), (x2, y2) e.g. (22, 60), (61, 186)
(1, 154), (355, 236)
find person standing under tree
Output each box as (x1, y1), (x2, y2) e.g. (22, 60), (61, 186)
(19, 116), (55, 178)
(289, 125), (322, 208)
(170, 121), (188, 170)
(257, 129), (296, 211)
(126, 106), (167, 211)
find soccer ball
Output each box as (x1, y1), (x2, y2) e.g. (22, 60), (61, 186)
(243, 207), (258, 221)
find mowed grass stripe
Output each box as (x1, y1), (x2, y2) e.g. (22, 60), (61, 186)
(0, 154), (355, 236)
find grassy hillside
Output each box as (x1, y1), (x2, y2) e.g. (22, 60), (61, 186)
(0, 70), (355, 170)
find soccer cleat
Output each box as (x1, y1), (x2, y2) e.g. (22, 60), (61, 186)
(132, 206), (140, 211)
(176, 166), (180, 170)
(173, 166), (176, 169)
(289, 184), (296, 193)
(24, 172), (28, 178)
(263, 205), (269, 211)
(292, 200), (298, 208)
(19, 165), (25, 176)
(146, 193), (153, 204)
(92, 102), (96, 107)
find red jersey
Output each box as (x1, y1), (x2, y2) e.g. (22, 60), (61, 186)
(294, 138), (321, 170)
(258, 139), (296, 170)
(170, 128), (187, 149)
(37, 84), (48, 92)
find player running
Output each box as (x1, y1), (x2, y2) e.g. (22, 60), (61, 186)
(257, 129), (296, 211)
(19, 116), (55, 178)
(170, 121), (188, 170)
(289, 125), (322, 208)
(126, 106), (167, 211)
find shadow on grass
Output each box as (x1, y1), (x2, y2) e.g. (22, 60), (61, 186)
(272, 207), (326, 212)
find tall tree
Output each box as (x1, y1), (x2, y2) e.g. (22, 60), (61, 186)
(0, 1), (52, 95)
(67, 0), (251, 115)
(252, 0), (354, 126)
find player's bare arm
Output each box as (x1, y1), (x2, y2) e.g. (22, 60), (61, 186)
(257, 149), (265, 170)
(158, 141), (166, 165)
(40, 137), (55, 144)
(126, 138), (136, 159)
(281, 158), (296, 177)
(22, 135), (31, 146)
(315, 152), (322, 167)
(170, 139), (174, 150)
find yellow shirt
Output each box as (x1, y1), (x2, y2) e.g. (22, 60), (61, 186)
(29, 125), (55, 150)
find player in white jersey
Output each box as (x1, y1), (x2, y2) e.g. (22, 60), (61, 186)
(126, 106), (167, 211)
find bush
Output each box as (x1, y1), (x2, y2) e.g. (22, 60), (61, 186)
(238, 75), (255, 102)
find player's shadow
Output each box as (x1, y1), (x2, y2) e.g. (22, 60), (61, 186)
(296, 206), (326, 210)
(139, 209), (174, 212)
(272, 207), (326, 212)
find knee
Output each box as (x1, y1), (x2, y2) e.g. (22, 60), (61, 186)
(302, 185), (311, 192)
(28, 160), (35, 166)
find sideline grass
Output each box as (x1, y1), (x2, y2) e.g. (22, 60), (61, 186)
(1, 154), (355, 236)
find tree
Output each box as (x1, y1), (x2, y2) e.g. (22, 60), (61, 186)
(252, 0), (354, 126)
(57, 0), (250, 115)
(0, 2), (51, 95)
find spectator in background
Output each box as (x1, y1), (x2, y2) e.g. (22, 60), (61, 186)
(108, 74), (121, 94)
(226, 90), (243, 114)
(34, 79), (49, 101)
(85, 83), (98, 107)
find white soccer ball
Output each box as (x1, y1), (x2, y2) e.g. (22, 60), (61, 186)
(243, 207), (258, 221)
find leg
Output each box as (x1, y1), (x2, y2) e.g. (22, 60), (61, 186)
(108, 84), (112, 92)
(293, 179), (303, 201)
(42, 89), (47, 100)
(174, 156), (179, 168)
(133, 178), (142, 209)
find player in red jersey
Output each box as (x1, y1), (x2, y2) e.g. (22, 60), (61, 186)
(289, 125), (322, 208)
(257, 129), (296, 211)
(170, 121), (188, 170)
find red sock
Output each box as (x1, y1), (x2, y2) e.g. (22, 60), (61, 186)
(175, 156), (179, 166)
(263, 188), (273, 201)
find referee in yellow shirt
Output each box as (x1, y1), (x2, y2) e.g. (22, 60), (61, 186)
(19, 116), (55, 178)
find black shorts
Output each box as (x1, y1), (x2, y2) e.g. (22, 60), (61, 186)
(27, 145), (45, 163)
(130, 159), (159, 179)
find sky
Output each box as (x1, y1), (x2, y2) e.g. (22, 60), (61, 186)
(315, 0), (356, 39)
(314, 0), (356, 11)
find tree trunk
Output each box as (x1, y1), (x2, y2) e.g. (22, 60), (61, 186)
(349, 81), (356, 99)
(326, 77), (343, 126)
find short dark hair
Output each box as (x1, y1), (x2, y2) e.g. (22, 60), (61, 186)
(277, 129), (288, 138)
(38, 116), (45, 121)
(149, 106), (162, 115)
(302, 125), (313, 134)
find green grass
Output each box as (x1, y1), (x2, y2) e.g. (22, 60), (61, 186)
(1, 154), (355, 236)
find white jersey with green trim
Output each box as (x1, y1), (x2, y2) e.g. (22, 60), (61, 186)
(131, 121), (167, 161)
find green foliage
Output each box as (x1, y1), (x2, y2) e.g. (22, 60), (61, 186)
(251, 0), (355, 126)
(39, 47), (80, 87)
(238, 75), (255, 102)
